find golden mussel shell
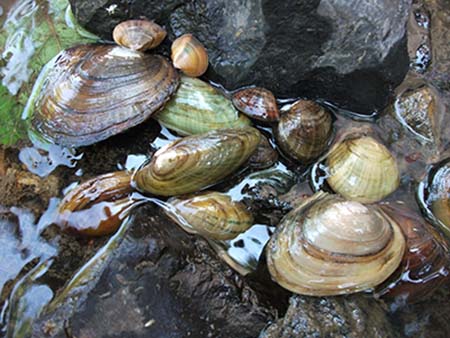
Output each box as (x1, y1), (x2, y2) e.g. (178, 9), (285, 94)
(166, 192), (253, 240)
(171, 33), (209, 77)
(326, 135), (399, 203)
(155, 76), (250, 135)
(28, 44), (179, 147)
(113, 19), (167, 51)
(275, 100), (333, 163)
(267, 192), (405, 296)
(134, 127), (261, 196)
(55, 171), (137, 236)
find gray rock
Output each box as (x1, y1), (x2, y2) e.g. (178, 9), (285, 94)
(260, 295), (398, 338)
(69, 0), (411, 115)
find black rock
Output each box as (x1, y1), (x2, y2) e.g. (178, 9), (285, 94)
(70, 0), (412, 115)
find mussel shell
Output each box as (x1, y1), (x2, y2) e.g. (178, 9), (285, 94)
(56, 171), (136, 236)
(375, 204), (450, 302)
(326, 136), (399, 203)
(113, 20), (166, 51)
(232, 87), (279, 122)
(247, 134), (278, 169)
(29, 44), (179, 147)
(267, 192), (405, 296)
(275, 100), (333, 163)
(418, 158), (450, 237)
(155, 76), (251, 135)
(171, 34), (208, 77)
(166, 192), (253, 240)
(134, 127), (261, 196)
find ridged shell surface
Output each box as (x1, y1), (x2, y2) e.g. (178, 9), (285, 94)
(134, 127), (261, 196)
(30, 44), (179, 147)
(155, 76), (250, 135)
(167, 192), (253, 240)
(267, 192), (405, 296)
(232, 87), (279, 122)
(326, 136), (399, 203)
(275, 100), (333, 163)
(113, 20), (166, 51)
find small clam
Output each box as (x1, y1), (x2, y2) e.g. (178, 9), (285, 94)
(171, 34), (208, 77)
(375, 204), (450, 303)
(275, 100), (333, 163)
(417, 158), (450, 237)
(134, 127), (261, 196)
(113, 20), (167, 51)
(26, 44), (179, 147)
(55, 171), (139, 236)
(232, 87), (279, 122)
(247, 134), (278, 169)
(166, 192), (253, 240)
(326, 136), (399, 203)
(155, 76), (250, 135)
(266, 192), (405, 296)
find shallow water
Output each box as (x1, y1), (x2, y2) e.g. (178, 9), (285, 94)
(1, 0), (450, 337)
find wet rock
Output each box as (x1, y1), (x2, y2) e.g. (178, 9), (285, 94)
(32, 204), (275, 338)
(69, 0), (411, 114)
(260, 295), (398, 338)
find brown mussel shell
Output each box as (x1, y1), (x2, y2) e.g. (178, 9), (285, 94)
(275, 100), (333, 163)
(232, 87), (280, 122)
(267, 192), (405, 296)
(166, 192), (253, 240)
(171, 34), (208, 77)
(248, 134), (279, 169)
(134, 127), (261, 196)
(55, 171), (137, 236)
(375, 204), (450, 303)
(113, 20), (167, 51)
(30, 44), (179, 147)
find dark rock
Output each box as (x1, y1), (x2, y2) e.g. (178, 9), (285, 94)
(32, 204), (276, 338)
(260, 294), (398, 338)
(69, 0), (411, 114)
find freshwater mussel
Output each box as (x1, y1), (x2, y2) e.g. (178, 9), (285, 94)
(232, 87), (280, 123)
(134, 126), (261, 196)
(113, 19), (167, 51)
(155, 76), (251, 135)
(166, 192), (253, 240)
(26, 44), (179, 147)
(55, 171), (139, 236)
(266, 192), (405, 296)
(325, 135), (400, 203)
(275, 100), (333, 163)
(171, 33), (209, 77)
(418, 158), (450, 237)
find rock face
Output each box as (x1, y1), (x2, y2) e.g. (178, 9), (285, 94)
(69, 0), (412, 115)
(260, 295), (398, 338)
(31, 204), (276, 338)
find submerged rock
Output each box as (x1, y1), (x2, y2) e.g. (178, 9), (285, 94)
(32, 204), (275, 338)
(260, 295), (398, 338)
(69, 0), (411, 114)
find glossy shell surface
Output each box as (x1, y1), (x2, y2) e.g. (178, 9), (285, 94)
(29, 44), (179, 147)
(167, 192), (253, 240)
(326, 136), (399, 203)
(275, 100), (333, 163)
(232, 87), (279, 122)
(155, 76), (250, 135)
(134, 127), (261, 196)
(113, 20), (166, 51)
(171, 34), (208, 77)
(267, 192), (405, 296)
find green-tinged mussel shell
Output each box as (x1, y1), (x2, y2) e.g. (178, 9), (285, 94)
(267, 192), (405, 296)
(166, 192), (253, 240)
(155, 76), (251, 135)
(26, 44), (179, 147)
(134, 127), (261, 196)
